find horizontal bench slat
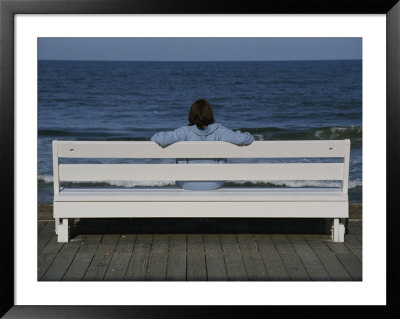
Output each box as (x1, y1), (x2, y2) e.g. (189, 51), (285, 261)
(54, 201), (349, 218)
(55, 140), (350, 158)
(55, 187), (347, 202)
(58, 163), (344, 181)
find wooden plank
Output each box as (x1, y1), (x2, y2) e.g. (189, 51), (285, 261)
(145, 234), (169, 281)
(104, 234), (136, 281)
(62, 235), (102, 281)
(38, 221), (47, 233)
(41, 235), (85, 281)
(344, 234), (362, 263)
(288, 235), (331, 281)
(304, 235), (352, 281)
(166, 234), (187, 281)
(348, 221), (362, 242)
(83, 234), (119, 281)
(271, 235), (310, 281)
(220, 235), (248, 281)
(125, 235), (152, 281)
(38, 222), (55, 252)
(38, 236), (65, 280)
(187, 235), (207, 281)
(203, 234), (228, 281)
(56, 140), (349, 159)
(54, 201), (349, 219)
(59, 163), (344, 182)
(238, 235), (269, 281)
(52, 140), (60, 195)
(56, 187), (347, 202)
(325, 239), (362, 281)
(254, 234), (290, 280)
(342, 138), (351, 193)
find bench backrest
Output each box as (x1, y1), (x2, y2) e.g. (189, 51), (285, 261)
(52, 140), (351, 195)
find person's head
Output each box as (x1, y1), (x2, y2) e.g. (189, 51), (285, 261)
(188, 99), (215, 129)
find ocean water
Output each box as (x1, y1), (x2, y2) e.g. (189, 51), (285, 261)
(38, 60), (362, 203)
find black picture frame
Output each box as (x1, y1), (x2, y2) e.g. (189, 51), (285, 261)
(1, 0), (399, 317)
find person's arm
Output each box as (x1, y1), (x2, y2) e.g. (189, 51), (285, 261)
(218, 126), (255, 145)
(151, 127), (186, 147)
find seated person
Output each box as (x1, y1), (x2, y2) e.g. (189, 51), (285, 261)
(151, 98), (254, 190)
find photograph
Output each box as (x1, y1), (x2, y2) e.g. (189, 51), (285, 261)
(1, 1), (398, 316)
(37, 37), (362, 282)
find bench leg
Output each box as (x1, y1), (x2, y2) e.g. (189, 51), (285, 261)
(57, 218), (69, 242)
(342, 218), (349, 235)
(331, 218), (345, 242)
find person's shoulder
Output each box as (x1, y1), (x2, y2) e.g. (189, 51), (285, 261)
(207, 123), (225, 134)
(215, 123), (235, 133)
(177, 125), (192, 132)
(175, 125), (192, 137)
(211, 123), (224, 130)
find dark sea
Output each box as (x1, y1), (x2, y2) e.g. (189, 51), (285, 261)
(38, 60), (362, 203)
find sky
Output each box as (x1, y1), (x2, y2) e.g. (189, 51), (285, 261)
(38, 38), (362, 61)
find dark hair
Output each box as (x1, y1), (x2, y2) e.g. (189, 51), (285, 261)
(188, 99), (215, 129)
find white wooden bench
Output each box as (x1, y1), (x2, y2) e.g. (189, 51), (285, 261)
(52, 140), (350, 243)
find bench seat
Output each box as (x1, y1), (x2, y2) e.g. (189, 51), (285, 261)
(56, 187), (348, 202)
(54, 187), (348, 219)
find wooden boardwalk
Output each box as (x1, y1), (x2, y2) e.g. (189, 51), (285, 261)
(38, 218), (362, 281)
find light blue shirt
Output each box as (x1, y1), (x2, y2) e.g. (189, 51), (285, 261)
(151, 123), (254, 190)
